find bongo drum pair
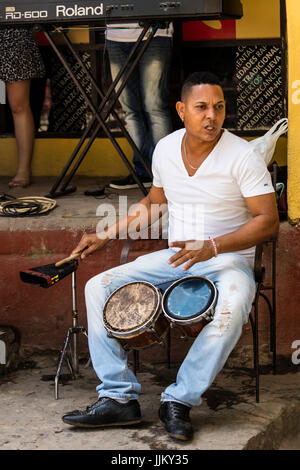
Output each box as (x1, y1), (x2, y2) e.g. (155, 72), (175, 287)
(103, 276), (217, 350)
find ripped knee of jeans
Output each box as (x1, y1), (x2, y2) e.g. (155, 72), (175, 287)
(100, 272), (115, 287)
(206, 300), (232, 337)
(99, 264), (130, 288)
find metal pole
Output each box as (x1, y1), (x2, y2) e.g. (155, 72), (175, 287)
(72, 271), (79, 375)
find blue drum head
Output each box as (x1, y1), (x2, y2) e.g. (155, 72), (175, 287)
(163, 277), (214, 320)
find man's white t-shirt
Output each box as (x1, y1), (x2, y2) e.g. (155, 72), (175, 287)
(106, 23), (174, 42)
(152, 128), (274, 264)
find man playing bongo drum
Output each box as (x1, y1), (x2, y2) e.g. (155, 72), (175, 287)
(62, 72), (279, 441)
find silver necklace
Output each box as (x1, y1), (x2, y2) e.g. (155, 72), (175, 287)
(183, 134), (199, 170)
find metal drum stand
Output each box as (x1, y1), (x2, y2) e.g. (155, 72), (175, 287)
(54, 270), (88, 399)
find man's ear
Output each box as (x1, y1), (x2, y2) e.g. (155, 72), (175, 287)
(176, 101), (185, 123)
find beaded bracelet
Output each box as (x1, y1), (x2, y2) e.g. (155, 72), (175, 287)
(208, 236), (218, 257)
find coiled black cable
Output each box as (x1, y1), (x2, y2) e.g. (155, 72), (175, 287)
(1, 200), (42, 217)
(0, 196), (56, 217)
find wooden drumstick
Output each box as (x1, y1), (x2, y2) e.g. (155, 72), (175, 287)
(55, 251), (83, 267)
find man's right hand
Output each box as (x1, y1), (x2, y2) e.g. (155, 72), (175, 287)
(72, 232), (109, 260)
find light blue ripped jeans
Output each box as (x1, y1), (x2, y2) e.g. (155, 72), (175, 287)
(85, 249), (256, 408)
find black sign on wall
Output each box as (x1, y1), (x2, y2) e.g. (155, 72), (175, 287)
(47, 49), (92, 133)
(235, 45), (284, 130)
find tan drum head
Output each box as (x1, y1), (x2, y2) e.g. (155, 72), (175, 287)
(103, 282), (159, 333)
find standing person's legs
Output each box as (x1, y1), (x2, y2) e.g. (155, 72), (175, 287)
(107, 40), (147, 167)
(138, 36), (173, 174)
(6, 80), (34, 187)
(107, 37), (173, 184)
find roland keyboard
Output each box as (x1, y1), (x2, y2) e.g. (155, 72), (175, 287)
(0, 0), (243, 25)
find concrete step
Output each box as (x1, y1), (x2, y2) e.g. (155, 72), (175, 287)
(0, 354), (299, 450)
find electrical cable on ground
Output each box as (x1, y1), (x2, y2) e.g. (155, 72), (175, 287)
(0, 196), (57, 217)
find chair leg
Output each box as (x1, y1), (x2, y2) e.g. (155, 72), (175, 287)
(259, 292), (273, 352)
(271, 240), (277, 375)
(251, 286), (261, 403)
(260, 291), (277, 374)
(269, 304), (277, 375)
(254, 302), (260, 403)
(272, 320), (277, 375)
(249, 314), (256, 366)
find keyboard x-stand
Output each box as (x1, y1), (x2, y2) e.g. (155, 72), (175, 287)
(45, 23), (158, 198)
(0, 0), (243, 197)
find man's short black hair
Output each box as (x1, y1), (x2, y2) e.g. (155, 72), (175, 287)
(181, 72), (221, 100)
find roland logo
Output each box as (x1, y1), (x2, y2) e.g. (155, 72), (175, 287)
(56, 3), (104, 17)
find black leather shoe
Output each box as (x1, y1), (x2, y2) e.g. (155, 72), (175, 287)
(159, 401), (193, 441)
(62, 397), (141, 428)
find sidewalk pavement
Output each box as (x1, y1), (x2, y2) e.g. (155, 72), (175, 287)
(0, 353), (299, 451)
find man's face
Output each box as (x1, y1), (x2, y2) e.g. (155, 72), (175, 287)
(177, 84), (226, 143)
